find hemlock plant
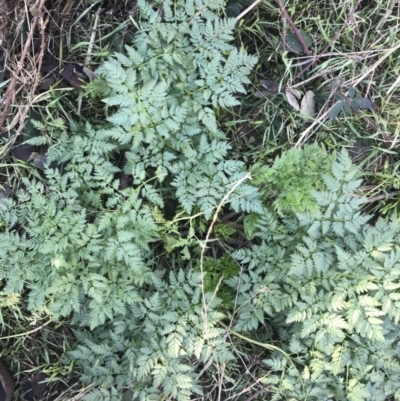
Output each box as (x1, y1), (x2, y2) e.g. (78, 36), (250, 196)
(230, 150), (400, 401)
(0, 0), (400, 400)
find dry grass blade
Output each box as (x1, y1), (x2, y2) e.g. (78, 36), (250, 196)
(236, 0), (262, 20)
(349, 41), (400, 88)
(293, 0), (363, 80)
(0, 0), (48, 132)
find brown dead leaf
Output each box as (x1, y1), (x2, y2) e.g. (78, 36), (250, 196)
(300, 90), (315, 121)
(285, 88), (301, 111)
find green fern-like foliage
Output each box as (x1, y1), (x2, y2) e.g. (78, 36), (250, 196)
(84, 0), (260, 220)
(250, 143), (336, 215)
(0, 0), (260, 399)
(1, 0), (400, 399)
(228, 149), (400, 401)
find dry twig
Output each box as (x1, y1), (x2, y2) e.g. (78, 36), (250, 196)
(275, 0), (312, 57)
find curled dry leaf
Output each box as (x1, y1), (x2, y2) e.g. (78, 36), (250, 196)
(285, 88), (301, 111)
(300, 90), (315, 121)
